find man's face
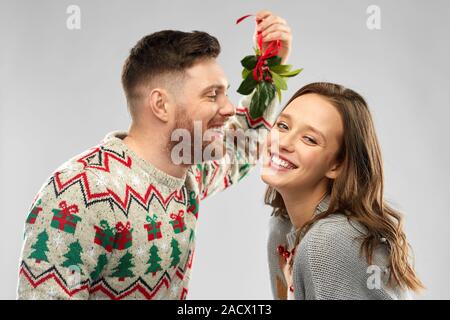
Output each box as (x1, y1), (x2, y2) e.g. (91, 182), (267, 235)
(169, 58), (235, 163)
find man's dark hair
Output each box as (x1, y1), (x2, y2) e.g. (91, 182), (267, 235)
(121, 30), (221, 103)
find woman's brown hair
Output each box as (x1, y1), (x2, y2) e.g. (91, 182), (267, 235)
(265, 82), (424, 292)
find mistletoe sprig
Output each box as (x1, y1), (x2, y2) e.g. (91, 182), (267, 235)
(236, 14), (303, 119)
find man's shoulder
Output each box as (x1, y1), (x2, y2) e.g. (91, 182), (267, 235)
(39, 140), (118, 199)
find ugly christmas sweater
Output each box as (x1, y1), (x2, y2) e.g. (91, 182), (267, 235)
(18, 94), (277, 300)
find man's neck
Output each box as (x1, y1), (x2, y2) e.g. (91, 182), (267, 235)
(279, 183), (328, 230)
(122, 125), (188, 179)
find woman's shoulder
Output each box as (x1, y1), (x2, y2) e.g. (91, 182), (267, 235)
(296, 213), (381, 268)
(302, 213), (367, 246)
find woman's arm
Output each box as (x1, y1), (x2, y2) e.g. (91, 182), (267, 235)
(267, 215), (293, 299)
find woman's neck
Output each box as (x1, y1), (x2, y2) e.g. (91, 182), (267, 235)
(280, 185), (328, 231)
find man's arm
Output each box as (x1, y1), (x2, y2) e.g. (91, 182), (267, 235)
(197, 11), (293, 199)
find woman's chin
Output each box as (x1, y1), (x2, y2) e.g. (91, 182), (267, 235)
(261, 165), (288, 189)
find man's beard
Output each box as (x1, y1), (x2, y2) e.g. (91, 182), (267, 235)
(167, 110), (227, 165)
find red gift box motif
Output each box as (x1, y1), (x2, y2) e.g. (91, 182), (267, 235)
(187, 191), (199, 220)
(144, 214), (162, 242)
(113, 221), (133, 250)
(94, 220), (115, 252)
(50, 201), (81, 234)
(170, 210), (186, 234)
(26, 199), (42, 224)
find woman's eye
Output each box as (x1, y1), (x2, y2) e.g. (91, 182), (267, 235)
(303, 136), (317, 145)
(276, 122), (289, 130)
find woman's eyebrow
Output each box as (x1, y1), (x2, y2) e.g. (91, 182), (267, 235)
(278, 113), (292, 121)
(280, 113), (327, 142)
(305, 124), (327, 142)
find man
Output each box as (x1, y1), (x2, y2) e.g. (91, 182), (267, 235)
(17, 11), (293, 299)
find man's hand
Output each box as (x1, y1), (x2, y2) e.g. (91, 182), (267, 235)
(254, 11), (293, 65)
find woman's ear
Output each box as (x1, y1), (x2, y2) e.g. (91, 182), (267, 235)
(148, 88), (169, 123)
(325, 161), (343, 180)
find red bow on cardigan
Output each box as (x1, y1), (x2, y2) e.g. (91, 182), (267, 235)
(58, 200), (79, 215)
(170, 210), (184, 221)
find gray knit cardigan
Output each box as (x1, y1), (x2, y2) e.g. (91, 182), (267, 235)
(267, 196), (411, 300)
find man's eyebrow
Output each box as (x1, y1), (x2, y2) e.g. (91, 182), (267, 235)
(201, 84), (230, 94)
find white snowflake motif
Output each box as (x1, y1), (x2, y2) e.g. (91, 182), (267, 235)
(170, 284), (180, 296)
(132, 175), (141, 186)
(87, 246), (97, 258)
(48, 287), (57, 299)
(25, 228), (34, 239)
(113, 179), (121, 190)
(160, 241), (169, 253)
(180, 233), (188, 245)
(95, 174), (108, 187)
(52, 232), (64, 246)
(116, 168), (124, 177)
(65, 163), (76, 171)
(135, 246), (145, 257)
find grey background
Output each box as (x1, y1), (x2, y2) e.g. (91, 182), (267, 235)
(1, 0), (449, 299)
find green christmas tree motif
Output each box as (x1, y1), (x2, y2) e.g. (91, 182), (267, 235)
(112, 250), (135, 281)
(145, 244), (163, 276)
(170, 238), (182, 268)
(90, 253), (108, 281)
(28, 230), (50, 264)
(61, 240), (84, 275)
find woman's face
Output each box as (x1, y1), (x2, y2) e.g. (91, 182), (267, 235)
(261, 93), (344, 192)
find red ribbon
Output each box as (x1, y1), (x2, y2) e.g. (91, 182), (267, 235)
(116, 221), (131, 233)
(59, 200), (79, 215)
(170, 210), (185, 221)
(236, 14), (282, 81)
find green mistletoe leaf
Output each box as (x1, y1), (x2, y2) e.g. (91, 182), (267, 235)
(276, 85), (282, 104)
(266, 82), (276, 105)
(237, 72), (258, 95)
(270, 64), (292, 74)
(249, 82), (276, 119)
(266, 56), (282, 67)
(270, 71), (288, 91)
(278, 68), (304, 78)
(242, 68), (251, 79)
(241, 55), (258, 70)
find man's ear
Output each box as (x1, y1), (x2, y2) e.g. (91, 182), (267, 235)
(148, 88), (169, 122)
(325, 161), (343, 180)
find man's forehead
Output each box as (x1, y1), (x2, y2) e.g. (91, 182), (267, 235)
(185, 60), (229, 88)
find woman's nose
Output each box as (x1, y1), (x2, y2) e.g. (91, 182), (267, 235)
(278, 132), (296, 153)
(268, 130), (295, 154)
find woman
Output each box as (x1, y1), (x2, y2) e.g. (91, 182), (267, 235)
(262, 82), (424, 300)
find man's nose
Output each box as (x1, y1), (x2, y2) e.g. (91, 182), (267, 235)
(219, 96), (236, 118)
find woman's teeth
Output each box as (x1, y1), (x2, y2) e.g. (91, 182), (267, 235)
(270, 155), (297, 170)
